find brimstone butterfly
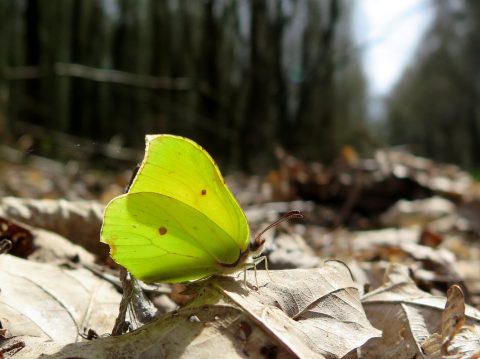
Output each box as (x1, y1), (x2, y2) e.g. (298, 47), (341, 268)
(101, 134), (300, 284)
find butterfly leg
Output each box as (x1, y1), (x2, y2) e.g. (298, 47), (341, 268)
(262, 255), (275, 283)
(253, 261), (259, 288)
(239, 258), (274, 290)
(237, 262), (258, 289)
(252, 256), (275, 283)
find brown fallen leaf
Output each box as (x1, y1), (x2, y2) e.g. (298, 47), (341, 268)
(419, 229), (444, 248)
(441, 285), (466, 354)
(350, 227), (463, 293)
(0, 217), (34, 258)
(380, 197), (455, 228)
(457, 201), (480, 235)
(0, 254), (121, 345)
(267, 232), (321, 270)
(400, 242), (463, 284)
(27, 227), (97, 265)
(351, 227), (420, 256)
(374, 150), (473, 200)
(0, 197), (107, 259)
(0, 215), (98, 266)
(22, 263), (380, 358)
(421, 285), (480, 359)
(219, 262), (381, 358)
(360, 264), (480, 359)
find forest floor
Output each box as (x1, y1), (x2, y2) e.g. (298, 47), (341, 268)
(1, 140), (480, 358)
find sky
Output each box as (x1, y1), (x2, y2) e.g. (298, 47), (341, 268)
(357, 0), (434, 96)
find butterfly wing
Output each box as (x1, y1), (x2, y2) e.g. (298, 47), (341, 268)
(128, 135), (249, 254)
(102, 192), (242, 282)
(101, 135), (250, 282)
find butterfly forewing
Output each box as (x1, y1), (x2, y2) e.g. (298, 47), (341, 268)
(128, 135), (249, 252)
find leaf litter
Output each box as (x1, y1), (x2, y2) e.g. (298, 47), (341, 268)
(1, 145), (480, 358)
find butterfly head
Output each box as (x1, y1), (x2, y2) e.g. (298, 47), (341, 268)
(248, 210), (303, 258)
(248, 236), (266, 258)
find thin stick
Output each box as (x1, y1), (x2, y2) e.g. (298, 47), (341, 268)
(111, 268), (131, 336)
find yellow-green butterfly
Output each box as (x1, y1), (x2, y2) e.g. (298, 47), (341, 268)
(101, 134), (301, 284)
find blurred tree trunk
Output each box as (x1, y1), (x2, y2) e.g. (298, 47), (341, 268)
(240, 0), (284, 172)
(196, 0), (226, 158)
(272, 1), (289, 151)
(178, 1), (199, 139)
(295, 0), (339, 162)
(150, 0), (171, 135)
(97, 4), (114, 142)
(199, 0), (218, 137)
(24, 0), (40, 125)
(37, 1), (56, 132)
(135, 0), (152, 138)
(55, 0), (74, 133)
(212, 1), (244, 170)
(0, 1), (18, 142)
(112, 0), (131, 142)
(71, 0), (93, 137)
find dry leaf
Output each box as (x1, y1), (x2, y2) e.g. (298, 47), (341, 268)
(441, 285), (466, 353)
(27, 227), (97, 265)
(360, 264), (480, 359)
(17, 299), (297, 359)
(0, 197), (107, 258)
(457, 201), (480, 235)
(0, 254), (121, 345)
(421, 285), (480, 359)
(0, 217), (34, 257)
(351, 228), (420, 254)
(374, 150), (473, 199)
(350, 227), (462, 290)
(219, 262), (381, 358)
(380, 197), (455, 228)
(267, 232), (321, 269)
(26, 264), (380, 358)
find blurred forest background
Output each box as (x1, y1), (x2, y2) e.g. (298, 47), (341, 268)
(0, 0), (478, 173)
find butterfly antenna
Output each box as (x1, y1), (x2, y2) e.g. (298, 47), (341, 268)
(245, 211), (303, 287)
(254, 210), (303, 242)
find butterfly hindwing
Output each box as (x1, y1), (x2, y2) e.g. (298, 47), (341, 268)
(102, 192), (246, 282)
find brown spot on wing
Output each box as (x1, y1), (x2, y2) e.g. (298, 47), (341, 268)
(159, 226), (167, 235)
(201, 189), (207, 196)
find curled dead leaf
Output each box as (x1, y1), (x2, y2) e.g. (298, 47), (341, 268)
(421, 285), (480, 359)
(361, 264), (480, 359)
(0, 197), (106, 259)
(442, 285), (466, 354)
(0, 217), (34, 258)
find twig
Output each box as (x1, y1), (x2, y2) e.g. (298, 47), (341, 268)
(5, 63), (193, 91)
(334, 170), (363, 227)
(111, 268), (131, 336)
(111, 269), (158, 336)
